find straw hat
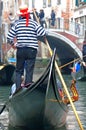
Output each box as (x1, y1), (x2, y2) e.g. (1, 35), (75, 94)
(17, 4), (29, 15)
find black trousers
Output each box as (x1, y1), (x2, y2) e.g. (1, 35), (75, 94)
(15, 47), (37, 88)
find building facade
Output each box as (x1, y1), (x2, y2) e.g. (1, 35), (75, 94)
(74, 0), (86, 38)
(1, 0), (86, 62)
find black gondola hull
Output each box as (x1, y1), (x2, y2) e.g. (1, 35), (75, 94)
(0, 64), (15, 85)
(7, 50), (68, 129)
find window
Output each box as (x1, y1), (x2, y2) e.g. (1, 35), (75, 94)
(80, 0), (84, 2)
(32, 0), (35, 8)
(43, 0), (46, 8)
(80, 0), (86, 3)
(48, 0), (51, 7)
(75, 0), (79, 6)
(57, 0), (61, 5)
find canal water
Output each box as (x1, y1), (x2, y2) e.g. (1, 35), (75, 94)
(0, 75), (86, 130)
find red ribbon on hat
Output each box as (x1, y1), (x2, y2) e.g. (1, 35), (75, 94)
(20, 8), (30, 26)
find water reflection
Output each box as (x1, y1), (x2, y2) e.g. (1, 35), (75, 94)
(0, 78), (86, 130)
(0, 122), (5, 130)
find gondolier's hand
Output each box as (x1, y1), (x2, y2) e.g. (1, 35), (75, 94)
(43, 35), (46, 40)
(43, 31), (48, 42)
(7, 39), (17, 49)
(11, 42), (17, 50)
(44, 30), (49, 40)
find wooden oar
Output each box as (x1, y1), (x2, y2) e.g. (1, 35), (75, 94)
(33, 10), (84, 130)
(60, 55), (86, 69)
(44, 38), (84, 130)
(32, 9), (40, 23)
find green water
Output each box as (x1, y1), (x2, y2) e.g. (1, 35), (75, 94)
(0, 77), (86, 130)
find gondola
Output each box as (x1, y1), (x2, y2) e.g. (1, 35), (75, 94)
(7, 50), (68, 129)
(0, 64), (15, 85)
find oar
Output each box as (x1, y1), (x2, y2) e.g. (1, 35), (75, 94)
(33, 11), (84, 130)
(0, 101), (8, 114)
(44, 38), (84, 130)
(33, 9), (40, 23)
(60, 55), (86, 69)
(32, 9), (40, 23)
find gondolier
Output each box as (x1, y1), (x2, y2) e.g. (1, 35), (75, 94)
(7, 4), (46, 90)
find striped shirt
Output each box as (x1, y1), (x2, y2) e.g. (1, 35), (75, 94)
(7, 18), (46, 49)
